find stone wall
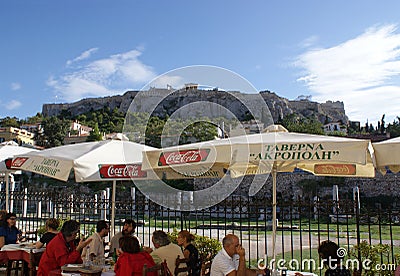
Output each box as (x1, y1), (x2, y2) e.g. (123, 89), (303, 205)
(193, 172), (400, 201)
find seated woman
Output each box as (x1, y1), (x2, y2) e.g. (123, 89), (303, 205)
(114, 236), (157, 276)
(37, 220), (92, 275)
(177, 230), (200, 276)
(0, 212), (22, 249)
(36, 218), (59, 249)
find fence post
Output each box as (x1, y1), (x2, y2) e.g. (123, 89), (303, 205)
(355, 186), (362, 275)
(23, 187), (28, 217)
(9, 179), (15, 213)
(94, 194), (98, 215)
(69, 194), (74, 215)
(37, 198), (42, 218)
(101, 190), (107, 221)
(106, 187), (110, 218)
(131, 187), (136, 216)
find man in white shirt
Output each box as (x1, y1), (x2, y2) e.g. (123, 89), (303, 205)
(109, 219), (139, 254)
(211, 234), (263, 276)
(81, 220), (109, 260)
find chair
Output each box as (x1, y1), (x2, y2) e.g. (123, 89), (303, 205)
(6, 259), (22, 276)
(27, 249), (43, 276)
(143, 260), (170, 276)
(23, 230), (38, 243)
(174, 255), (190, 276)
(200, 260), (211, 276)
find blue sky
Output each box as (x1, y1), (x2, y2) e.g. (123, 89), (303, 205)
(1, 1), (400, 126)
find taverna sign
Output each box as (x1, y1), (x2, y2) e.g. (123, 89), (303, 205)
(251, 143), (340, 161)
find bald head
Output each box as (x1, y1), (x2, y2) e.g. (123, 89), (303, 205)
(222, 234), (240, 257)
(223, 234), (238, 247)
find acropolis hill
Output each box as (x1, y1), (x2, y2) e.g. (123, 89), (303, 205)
(42, 88), (348, 124)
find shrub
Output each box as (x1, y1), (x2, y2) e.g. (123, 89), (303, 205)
(168, 229), (222, 261)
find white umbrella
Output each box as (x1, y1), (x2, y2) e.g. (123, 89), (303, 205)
(0, 141), (38, 211)
(10, 139), (155, 236)
(142, 125), (375, 264)
(372, 136), (400, 175)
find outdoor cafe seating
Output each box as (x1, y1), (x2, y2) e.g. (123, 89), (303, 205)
(0, 243), (44, 276)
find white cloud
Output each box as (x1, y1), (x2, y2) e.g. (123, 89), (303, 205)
(299, 35), (319, 48)
(48, 48), (157, 102)
(66, 48), (99, 66)
(5, 100), (22, 110)
(11, 82), (21, 90)
(294, 24), (400, 123)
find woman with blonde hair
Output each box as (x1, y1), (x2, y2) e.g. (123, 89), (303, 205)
(177, 230), (200, 276)
(36, 218), (59, 249)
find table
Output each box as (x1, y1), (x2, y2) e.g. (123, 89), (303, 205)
(49, 266), (115, 276)
(0, 243), (45, 276)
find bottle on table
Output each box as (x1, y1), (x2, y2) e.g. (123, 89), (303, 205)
(84, 245), (91, 268)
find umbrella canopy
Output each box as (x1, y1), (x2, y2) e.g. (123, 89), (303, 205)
(9, 139), (156, 236)
(143, 125), (375, 178)
(142, 125), (375, 264)
(372, 136), (400, 174)
(10, 139), (153, 182)
(0, 141), (39, 211)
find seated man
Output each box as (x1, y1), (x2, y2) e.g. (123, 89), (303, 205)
(211, 234), (263, 276)
(37, 220), (92, 275)
(109, 219), (138, 255)
(81, 220), (109, 260)
(147, 230), (186, 275)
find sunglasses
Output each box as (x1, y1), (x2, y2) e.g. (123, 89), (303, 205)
(9, 217), (17, 220)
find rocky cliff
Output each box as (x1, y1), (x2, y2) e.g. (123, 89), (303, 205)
(42, 88), (348, 124)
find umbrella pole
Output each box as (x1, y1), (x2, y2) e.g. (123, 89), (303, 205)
(5, 172), (9, 211)
(111, 180), (116, 238)
(272, 164), (277, 271)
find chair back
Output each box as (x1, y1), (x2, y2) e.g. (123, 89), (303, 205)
(174, 255), (190, 276)
(143, 260), (171, 276)
(200, 260), (211, 276)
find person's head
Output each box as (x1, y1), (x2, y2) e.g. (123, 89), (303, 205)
(61, 220), (80, 242)
(96, 220), (109, 237)
(46, 218), (59, 231)
(152, 230), (170, 248)
(222, 234), (240, 257)
(318, 240), (341, 266)
(0, 209), (7, 221)
(119, 236), (141, 254)
(122, 219), (136, 236)
(177, 230), (195, 246)
(4, 212), (17, 227)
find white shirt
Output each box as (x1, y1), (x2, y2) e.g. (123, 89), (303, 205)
(210, 248), (239, 276)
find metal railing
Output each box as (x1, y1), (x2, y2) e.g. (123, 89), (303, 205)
(1, 189), (399, 274)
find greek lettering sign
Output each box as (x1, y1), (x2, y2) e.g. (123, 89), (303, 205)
(251, 143), (340, 161)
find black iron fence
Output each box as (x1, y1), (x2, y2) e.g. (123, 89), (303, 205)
(1, 189), (399, 274)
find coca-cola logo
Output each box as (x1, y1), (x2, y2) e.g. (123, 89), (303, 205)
(99, 164), (147, 179)
(158, 149), (210, 166)
(11, 157), (29, 168)
(314, 164), (356, 175)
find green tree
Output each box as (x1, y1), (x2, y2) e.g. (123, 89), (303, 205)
(23, 112), (44, 124)
(42, 116), (70, 147)
(87, 123), (103, 141)
(0, 116), (20, 127)
(281, 114), (324, 135)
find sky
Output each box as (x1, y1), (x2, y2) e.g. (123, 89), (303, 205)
(1, 1), (400, 126)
